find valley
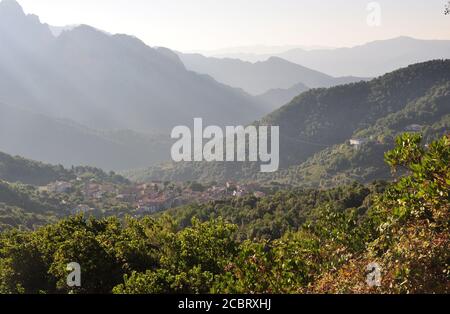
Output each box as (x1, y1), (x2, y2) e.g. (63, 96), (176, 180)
(0, 0), (448, 296)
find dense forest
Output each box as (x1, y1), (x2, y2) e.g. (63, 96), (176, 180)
(0, 134), (448, 294)
(0, 152), (129, 186)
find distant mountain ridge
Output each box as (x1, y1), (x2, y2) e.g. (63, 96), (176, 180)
(275, 36), (450, 77)
(204, 37), (450, 78)
(178, 53), (368, 95)
(256, 82), (309, 110)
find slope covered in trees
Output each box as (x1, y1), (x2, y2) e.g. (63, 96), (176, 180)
(0, 134), (448, 294)
(129, 60), (450, 185)
(264, 80), (450, 187)
(0, 151), (128, 186)
(0, 151), (73, 186)
(0, 179), (64, 230)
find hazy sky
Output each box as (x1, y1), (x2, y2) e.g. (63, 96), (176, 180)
(16, 0), (450, 51)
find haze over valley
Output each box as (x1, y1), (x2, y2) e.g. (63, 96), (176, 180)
(1, 0), (449, 173)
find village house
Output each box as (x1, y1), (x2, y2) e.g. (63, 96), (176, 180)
(349, 138), (368, 149)
(46, 181), (72, 193)
(83, 183), (101, 198)
(137, 196), (172, 214)
(136, 183), (149, 196)
(93, 191), (104, 199)
(233, 188), (248, 198)
(118, 186), (139, 202)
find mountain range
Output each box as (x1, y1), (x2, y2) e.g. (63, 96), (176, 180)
(1, 0), (449, 178)
(178, 38), (450, 108)
(276, 37), (450, 77)
(178, 53), (368, 95)
(0, 0), (269, 170)
(0, 0), (265, 133)
(209, 37), (450, 78)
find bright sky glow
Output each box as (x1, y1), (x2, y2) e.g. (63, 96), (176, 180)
(16, 0), (450, 51)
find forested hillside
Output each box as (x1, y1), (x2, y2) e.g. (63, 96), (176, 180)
(163, 181), (386, 241)
(0, 151), (73, 185)
(0, 151), (128, 186)
(0, 180), (62, 230)
(266, 81), (450, 186)
(0, 134), (448, 294)
(129, 60), (450, 185)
